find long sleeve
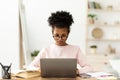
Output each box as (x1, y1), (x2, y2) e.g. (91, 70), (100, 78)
(27, 48), (47, 70)
(77, 48), (93, 73)
(27, 44), (93, 73)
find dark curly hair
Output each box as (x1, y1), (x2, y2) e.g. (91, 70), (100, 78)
(48, 11), (74, 30)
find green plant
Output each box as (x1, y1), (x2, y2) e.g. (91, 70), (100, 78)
(90, 45), (97, 48)
(88, 14), (96, 18)
(31, 50), (40, 57)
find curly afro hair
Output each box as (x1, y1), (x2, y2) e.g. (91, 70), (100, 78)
(48, 11), (74, 29)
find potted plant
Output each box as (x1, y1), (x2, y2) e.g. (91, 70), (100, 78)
(88, 14), (96, 24)
(31, 50), (40, 60)
(90, 45), (97, 54)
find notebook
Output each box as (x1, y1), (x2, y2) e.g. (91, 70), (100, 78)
(40, 58), (77, 78)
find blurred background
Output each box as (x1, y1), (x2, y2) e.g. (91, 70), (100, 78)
(0, 0), (120, 78)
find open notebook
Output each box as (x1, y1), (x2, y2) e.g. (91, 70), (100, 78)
(11, 70), (40, 78)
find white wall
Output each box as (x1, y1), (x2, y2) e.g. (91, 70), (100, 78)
(23, 0), (87, 57)
(0, 0), (19, 72)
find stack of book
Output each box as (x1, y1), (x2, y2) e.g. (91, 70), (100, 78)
(88, 1), (101, 9)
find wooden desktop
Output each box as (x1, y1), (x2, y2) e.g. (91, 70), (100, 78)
(9, 70), (96, 80)
(12, 76), (96, 80)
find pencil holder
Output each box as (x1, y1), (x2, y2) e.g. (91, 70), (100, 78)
(0, 63), (12, 79)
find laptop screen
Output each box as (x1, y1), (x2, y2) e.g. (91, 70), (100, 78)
(40, 58), (77, 78)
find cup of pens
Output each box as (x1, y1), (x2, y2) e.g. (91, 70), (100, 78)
(0, 63), (12, 79)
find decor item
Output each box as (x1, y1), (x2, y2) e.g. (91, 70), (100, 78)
(92, 27), (103, 39)
(31, 50), (40, 60)
(106, 44), (116, 54)
(31, 50), (39, 57)
(107, 5), (113, 10)
(90, 45), (97, 54)
(88, 14), (96, 24)
(0, 63), (12, 79)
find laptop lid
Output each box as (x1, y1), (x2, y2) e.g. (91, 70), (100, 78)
(40, 58), (77, 78)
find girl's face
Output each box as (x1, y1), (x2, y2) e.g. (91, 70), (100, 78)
(52, 27), (69, 46)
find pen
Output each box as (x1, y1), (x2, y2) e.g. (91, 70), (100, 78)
(100, 75), (113, 77)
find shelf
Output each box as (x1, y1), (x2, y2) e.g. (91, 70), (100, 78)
(88, 9), (120, 12)
(87, 0), (120, 55)
(87, 0), (120, 72)
(87, 39), (120, 41)
(88, 24), (120, 27)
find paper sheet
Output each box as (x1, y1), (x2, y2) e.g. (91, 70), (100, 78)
(87, 72), (113, 77)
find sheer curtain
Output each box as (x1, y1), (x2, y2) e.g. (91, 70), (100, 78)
(19, 0), (31, 69)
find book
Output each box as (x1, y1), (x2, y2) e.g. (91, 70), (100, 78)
(88, 1), (95, 9)
(88, 1), (101, 9)
(11, 70), (40, 78)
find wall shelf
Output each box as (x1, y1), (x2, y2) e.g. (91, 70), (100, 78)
(88, 9), (120, 12)
(86, 1), (120, 72)
(88, 24), (120, 27)
(87, 39), (120, 41)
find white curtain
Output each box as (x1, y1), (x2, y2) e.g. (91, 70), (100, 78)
(19, 1), (31, 68)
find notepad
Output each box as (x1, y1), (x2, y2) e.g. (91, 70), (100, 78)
(86, 72), (117, 80)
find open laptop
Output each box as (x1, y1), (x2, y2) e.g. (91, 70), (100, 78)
(40, 58), (77, 78)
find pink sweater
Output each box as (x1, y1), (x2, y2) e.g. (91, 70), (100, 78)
(27, 44), (93, 73)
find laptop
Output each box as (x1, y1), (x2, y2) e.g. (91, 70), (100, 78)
(40, 58), (77, 78)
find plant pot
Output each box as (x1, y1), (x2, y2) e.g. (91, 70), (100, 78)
(88, 18), (94, 24)
(31, 56), (36, 60)
(90, 48), (97, 54)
